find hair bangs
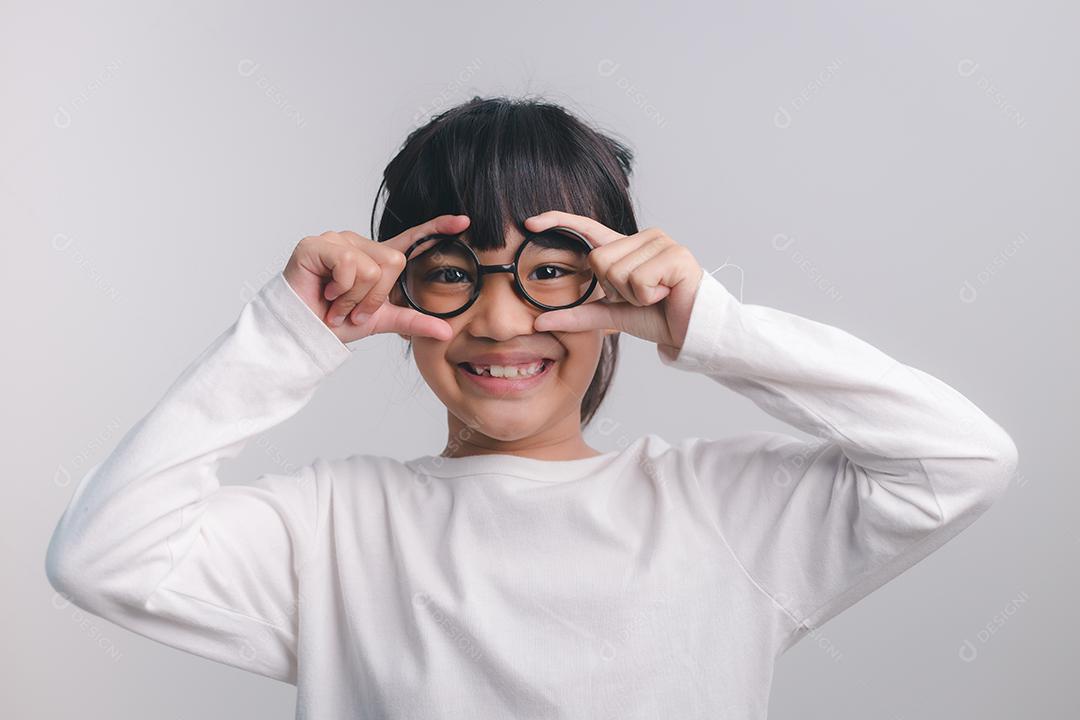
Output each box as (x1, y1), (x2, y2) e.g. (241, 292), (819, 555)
(373, 97), (634, 252)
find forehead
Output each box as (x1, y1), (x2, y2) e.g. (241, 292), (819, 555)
(456, 225), (527, 257)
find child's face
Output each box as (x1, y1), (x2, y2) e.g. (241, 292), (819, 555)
(400, 225), (614, 444)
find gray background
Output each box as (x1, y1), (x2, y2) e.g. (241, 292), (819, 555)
(4, 0), (1075, 717)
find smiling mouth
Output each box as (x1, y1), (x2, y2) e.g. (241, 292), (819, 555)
(457, 358), (555, 378)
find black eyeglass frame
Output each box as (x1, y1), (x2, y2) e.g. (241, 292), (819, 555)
(396, 225), (599, 319)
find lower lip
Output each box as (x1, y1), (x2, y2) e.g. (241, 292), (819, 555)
(457, 359), (555, 395)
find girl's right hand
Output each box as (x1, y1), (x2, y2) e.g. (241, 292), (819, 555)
(282, 214), (471, 344)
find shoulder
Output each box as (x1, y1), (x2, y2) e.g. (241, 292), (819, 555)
(312, 452), (424, 500)
(323, 452), (415, 478)
(659, 429), (814, 467)
(234, 453), (415, 513)
(652, 430), (829, 493)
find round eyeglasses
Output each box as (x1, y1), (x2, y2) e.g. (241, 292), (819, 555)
(396, 225), (599, 318)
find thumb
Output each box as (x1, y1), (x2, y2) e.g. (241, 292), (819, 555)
(366, 303), (454, 341)
(534, 302), (621, 333)
(535, 300), (673, 346)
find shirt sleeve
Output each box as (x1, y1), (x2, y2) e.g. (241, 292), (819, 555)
(657, 270), (1019, 654)
(44, 271), (353, 684)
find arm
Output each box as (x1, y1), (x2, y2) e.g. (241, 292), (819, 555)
(44, 271), (352, 684)
(657, 271), (1018, 653)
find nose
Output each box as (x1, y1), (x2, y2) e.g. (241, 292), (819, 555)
(462, 272), (539, 341)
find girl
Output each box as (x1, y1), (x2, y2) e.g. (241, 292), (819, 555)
(45, 96), (1018, 719)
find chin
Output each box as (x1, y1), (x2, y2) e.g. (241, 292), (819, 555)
(454, 401), (548, 441)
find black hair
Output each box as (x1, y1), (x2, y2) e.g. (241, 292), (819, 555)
(369, 95), (638, 428)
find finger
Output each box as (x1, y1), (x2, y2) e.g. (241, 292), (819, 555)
(347, 250), (406, 321)
(368, 303), (454, 341)
(534, 301), (621, 333)
(331, 229), (418, 321)
(322, 249), (358, 304)
(382, 214), (471, 254)
(584, 237), (652, 306)
(523, 211), (624, 248)
(585, 230), (666, 305)
(536, 297), (672, 346)
(326, 253), (381, 326)
(334, 230), (411, 269)
(604, 235), (675, 305)
(627, 249), (685, 306)
(597, 276), (629, 305)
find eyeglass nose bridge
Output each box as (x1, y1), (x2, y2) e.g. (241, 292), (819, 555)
(477, 262), (518, 276)
(473, 261), (543, 311)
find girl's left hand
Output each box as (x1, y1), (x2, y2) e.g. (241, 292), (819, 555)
(525, 211), (705, 356)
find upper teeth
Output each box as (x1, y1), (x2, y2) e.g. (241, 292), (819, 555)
(467, 360), (546, 378)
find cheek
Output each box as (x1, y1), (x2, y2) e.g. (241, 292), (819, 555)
(409, 337), (456, 388)
(409, 319), (474, 395)
(557, 332), (606, 388)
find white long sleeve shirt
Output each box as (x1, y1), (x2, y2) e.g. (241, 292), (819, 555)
(45, 268), (1018, 719)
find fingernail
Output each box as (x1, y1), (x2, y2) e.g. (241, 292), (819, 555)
(352, 312), (371, 325)
(329, 314), (344, 327)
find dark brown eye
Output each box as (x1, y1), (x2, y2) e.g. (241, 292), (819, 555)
(529, 265), (572, 281)
(424, 267), (473, 284)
